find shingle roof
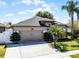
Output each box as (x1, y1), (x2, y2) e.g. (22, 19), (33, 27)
(13, 16), (54, 26)
(0, 23), (5, 27)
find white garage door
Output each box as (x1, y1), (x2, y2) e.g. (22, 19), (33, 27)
(20, 30), (43, 41)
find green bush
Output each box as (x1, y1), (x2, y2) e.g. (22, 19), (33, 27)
(71, 45), (79, 47)
(55, 43), (68, 52)
(59, 43), (68, 52)
(65, 32), (72, 39)
(43, 32), (52, 42)
(73, 34), (77, 39)
(75, 39), (79, 43)
(54, 43), (60, 49)
(77, 34), (79, 37)
(10, 32), (21, 42)
(70, 54), (79, 58)
(66, 32), (72, 36)
(73, 30), (79, 39)
(75, 30), (79, 34)
(74, 31), (79, 43)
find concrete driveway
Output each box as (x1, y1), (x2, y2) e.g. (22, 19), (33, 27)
(4, 40), (53, 58)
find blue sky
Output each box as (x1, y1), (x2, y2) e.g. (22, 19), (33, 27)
(0, 0), (78, 24)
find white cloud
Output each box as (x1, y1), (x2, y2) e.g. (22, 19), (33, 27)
(49, 3), (58, 10)
(0, 19), (5, 23)
(41, 2), (58, 11)
(31, 8), (42, 13)
(18, 3), (53, 15)
(42, 3), (49, 8)
(20, 7), (52, 14)
(20, 0), (32, 5)
(0, 1), (6, 6)
(33, 0), (41, 5)
(35, 8), (52, 12)
(19, 0), (58, 11)
(18, 11), (27, 15)
(5, 13), (14, 18)
(18, 9), (39, 15)
(20, 0), (45, 5)
(12, 2), (16, 6)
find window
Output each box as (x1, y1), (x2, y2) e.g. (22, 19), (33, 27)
(0, 27), (5, 33)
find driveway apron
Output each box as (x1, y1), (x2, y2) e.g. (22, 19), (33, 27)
(4, 41), (53, 58)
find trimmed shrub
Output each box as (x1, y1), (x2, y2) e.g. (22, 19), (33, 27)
(73, 30), (79, 39)
(71, 45), (79, 47)
(43, 32), (53, 42)
(10, 32), (21, 43)
(59, 43), (68, 52)
(54, 43), (60, 49)
(55, 43), (68, 52)
(73, 34), (77, 39)
(66, 32), (72, 37)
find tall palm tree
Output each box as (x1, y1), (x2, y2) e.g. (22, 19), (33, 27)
(75, 7), (79, 20)
(62, 0), (79, 39)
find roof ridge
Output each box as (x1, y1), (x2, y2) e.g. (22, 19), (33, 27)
(13, 16), (54, 26)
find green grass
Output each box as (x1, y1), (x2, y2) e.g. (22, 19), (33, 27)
(0, 45), (6, 58)
(50, 40), (79, 51)
(70, 54), (79, 58)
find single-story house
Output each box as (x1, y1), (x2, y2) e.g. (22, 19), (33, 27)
(0, 23), (5, 33)
(12, 16), (56, 41)
(0, 23), (11, 33)
(12, 16), (69, 41)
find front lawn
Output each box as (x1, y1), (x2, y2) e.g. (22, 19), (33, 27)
(50, 40), (79, 52)
(70, 54), (79, 58)
(0, 45), (6, 58)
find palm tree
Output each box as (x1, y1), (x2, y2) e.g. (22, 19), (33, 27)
(62, 0), (79, 39)
(75, 7), (79, 20)
(48, 25), (64, 47)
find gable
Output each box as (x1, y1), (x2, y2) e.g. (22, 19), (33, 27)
(13, 16), (54, 27)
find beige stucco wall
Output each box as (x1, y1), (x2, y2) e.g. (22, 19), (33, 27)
(13, 26), (48, 31)
(13, 26), (48, 41)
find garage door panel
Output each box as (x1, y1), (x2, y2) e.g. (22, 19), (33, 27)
(32, 30), (42, 39)
(20, 30), (43, 41)
(20, 30), (31, 40)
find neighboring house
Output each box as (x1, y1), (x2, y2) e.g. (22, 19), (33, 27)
(0, 23), (11, 33)
(0, 23), (5, 33)
(12, 16), (55, 41)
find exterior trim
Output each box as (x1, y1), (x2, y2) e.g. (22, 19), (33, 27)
(12, 25), (49, 27)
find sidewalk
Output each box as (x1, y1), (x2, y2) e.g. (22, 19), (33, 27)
(4, 44), (21, 58)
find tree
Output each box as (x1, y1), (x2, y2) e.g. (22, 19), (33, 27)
(43, 11), (53, 19)
(62, 0), (79, 39)
(75, 7), (79, 20)
(68, 20), (79, 31)
(36, 11), (43, 17)
(48, 25), (64, 47)
(10, 32), (21, 44)
(36, 11), (54, 19)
